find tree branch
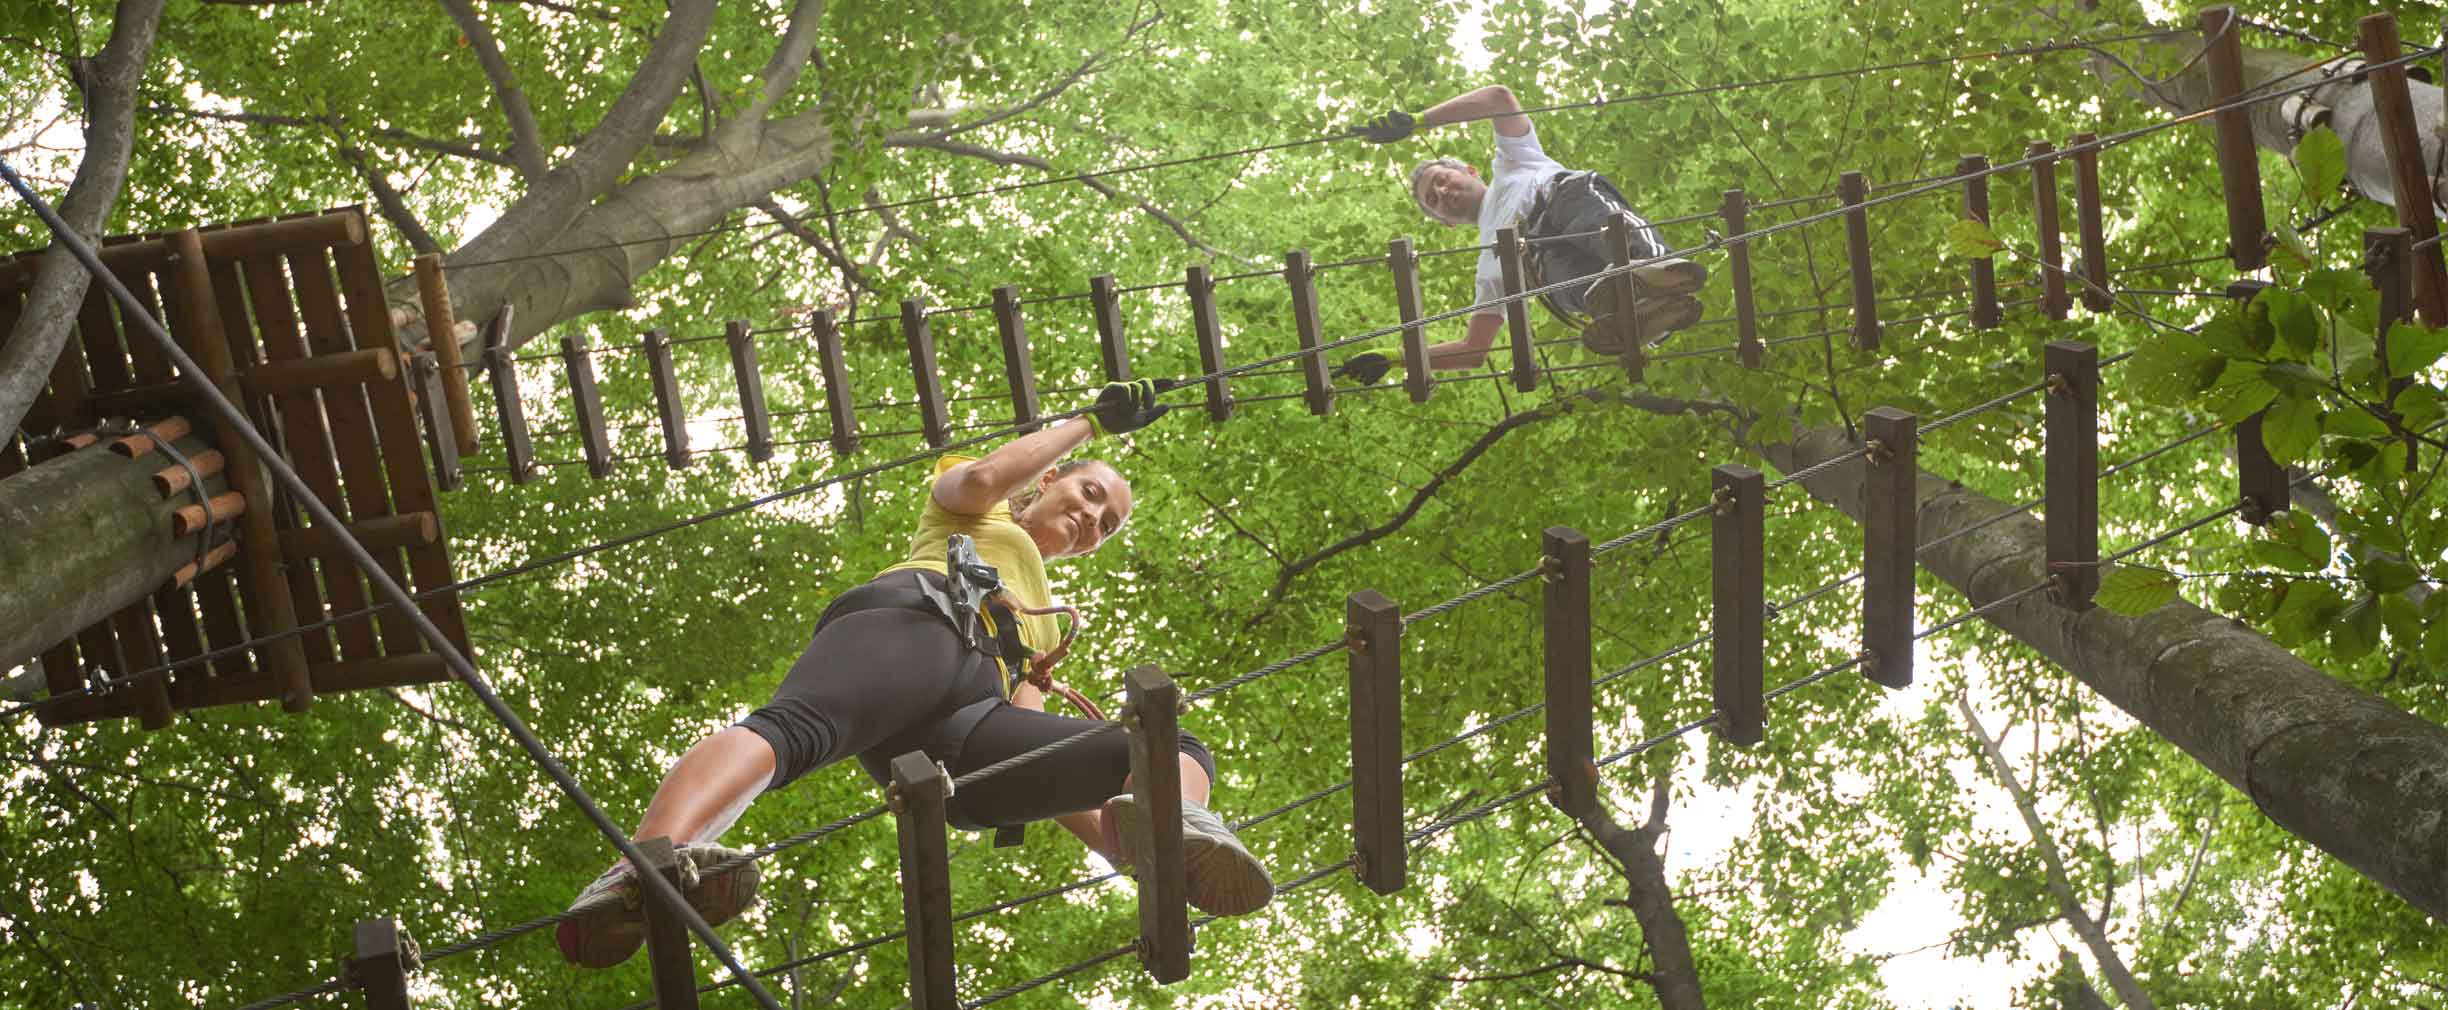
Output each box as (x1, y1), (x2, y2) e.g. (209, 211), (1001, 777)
(756, 196), (874, 294)
(1573, 777), (1707, 1010)
(883, 134), (1238, 260)
(924, 10), (1162, 142)
(439, 0), (551, 179)
(147, 104), (515, 166)
(329, 123), (441, 255)
(739, 0), (826, 124)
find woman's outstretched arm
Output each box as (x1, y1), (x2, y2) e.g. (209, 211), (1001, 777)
(932, 416), (1096, 515)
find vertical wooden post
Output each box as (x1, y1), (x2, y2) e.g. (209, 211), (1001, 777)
(2358, 13), (2448, 326)
(991, 286), (1042, 432)
(1711, 465), (1765, 747)
(1185, 267), (1233, 423)
(1838, 171), (1880, 350)
(2200, 6), (2268, 271)
(1541, 527), (1595, 816)
(561, 332), (613, 478)
(642, 329), (693, 469)
(1388, 237), (1433, 403)
(2369, 227), (2414, 401)
(2045, 342), (2100, 610)
(350, 918), (416, 1010)
(1495, 226), (1538, 391)
(169, 229), (312, 711)
(1123, 666), (1191, 983)
(1601, 211), (1652, 384)
(1285, 250), (1335, 417)
(1860, 408), (1917, 688)
(1090, 274), (1132, 383)
(890, 753), (957, 1010)
(413, 354), (463, 492)
(2029, 141), (2072, 320)
(635, 837), (702, 1010)
(1959, 156), (2001, 328)
(724, 320), (774, 462)
(813, 310), (861, 457)
(109, 604), (175, 729)
(1721, 189), (1763, 367)
(2227, 281), (2288, 524)
(410, 254), (478, 454)
(901, 299), (951, 448)
(1346, 590), (1404, 895)
(2071, 134), (2113, 312)
(482, 307), (534, 484)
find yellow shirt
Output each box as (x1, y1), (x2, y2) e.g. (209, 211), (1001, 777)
(877, 456), (1062, 652)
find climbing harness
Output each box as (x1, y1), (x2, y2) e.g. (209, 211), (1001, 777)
(913, 534), (1097, 719)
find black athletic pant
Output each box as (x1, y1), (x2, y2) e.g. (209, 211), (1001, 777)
(737, 571), (1215, 830)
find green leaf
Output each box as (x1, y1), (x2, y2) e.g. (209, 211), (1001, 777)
(2198, 314), (2257, 359)
(2241, 299), (2280, 355)
(2361, 556), (2425, 595)
(2332, 596), (2382, 662)
(2327, 403), (2390, 439)
(1945, 218), (2006, 259)
(2211, 374), (2279, 424)
(2386, 324), (2448, 376)
(2426, 620), (2448, 672)
(2261, 288), (2323, 360)
(2261, 361), (2328, 398)
(2293, 126), (2347, 200)
(2268, 580), (2347, 647)
(2260, 393), (2323, 465)
(2250, 512), (2332, 572)
(2381, 593), (2424, 647)
(2128, 340), (2214, 403)
(2095, 565), (2180, 616)
(2397, 385), (2446, 435)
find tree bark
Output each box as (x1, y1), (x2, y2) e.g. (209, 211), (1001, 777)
(0, 442), (216, 671)
(1760, 425), (2448, 920)
(1576, 777), (1707, 1010)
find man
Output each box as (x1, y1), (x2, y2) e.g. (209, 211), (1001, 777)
(1335, 84), (1706, 384)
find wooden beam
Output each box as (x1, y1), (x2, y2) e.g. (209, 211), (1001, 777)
(1346, 591), (1404, 896)
(106, 415), (190, 458)
(561, 332), (613, 479)
(636, 837), (702, 1010)
(1187, 266), (1233, 423)
(2369, 228), (2414, 406)
(109, 603), (176, 730)
(1091, 273), (1132, 383)
(2045, 341), (2101, 610)
(1861, 408), (1917, 687)
(0, 211), (365, 285)
(1839, 171), (1881, 350)
(1601, 211), (1651, 384)
(1285, 250), (1334, 416)
(1496, 226), (1538, 391)
(1960, 156), (2001, 328)
(2227, 281), (2289, 524)
(1712, 464), (1765, 747)
(411, 254), (478, 454)
(2357, 13), (2448, 326)
(239, 348), (396, 396)
(412, 355), (462, 492)
(1721, 189), (1763, 367)
(1389, 237), (1433, 403)
(642, 329), (693, 469)
(280, 513), (440, 560)
(2200, 6), (2269, 271)
(891, 751), (957, 1010)
(2029, 141), (2072, 320)
(2071, 134), (2112, 312)
(170, 490), (248, 537)
(1124, 665), (1191, 983)
(350, 917), (416, 1010)
(724, 320), (774, 462)
(814, 309), (861, 457)
(483, 307), (535, 484)
(991, 286), (1042, 432)
(901, 300), (952, 448)
(1542, 526), (1596, 816)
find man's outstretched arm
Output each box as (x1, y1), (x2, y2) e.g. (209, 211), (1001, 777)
(1418, 85), (1530, 138)
(1422, 311), (1508, 372)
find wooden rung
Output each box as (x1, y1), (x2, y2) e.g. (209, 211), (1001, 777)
(1959, 156), (2001, 328)
(281, 512), (441, 559)
(108, 416), (191, 458)
(1123, 666), (1190, 983)
(153, 448), (227, 496)
(814, 310), (860, 457)
(412, 255), (479, 456)
(1838, 171), (1880, 350)
(642, 329), (693, 469)
(1602, 212), (1651, 384)
(1346, 591), (1404, 895)
(171, 490), (248, 536)
(2071, 134), (2112, 312)
(351, 917), (417, 1010)
(724, 320), (775, 462)
(2029, 141), (2072, 321)
(636, 837), (703, 1010)
(39, 640), (78, 696)
(413, 355), (462, 492)
(1712, 464), (1765, 747)
(1187, 266), (1233, 423)
(2044, 343), (2100, 609)
(2200, 6), (2268, 271)
(2226, 281), (2289, 524)
(1861, 408), (1918, 686)
(1495, 226), (1537, 392)
(2370, 227), (2415, 396)
(483, 307), (535, 484)
(1541, 527), (1596, 817)
(108, 603), (175, 730)
(308, 654), (450, 693)
(1721, 189), (1763, 367)
(1388, 237), (1433, 403)
(1091, 274), (1132, 383)
(890, 752), (957, 1010)
(901, 300), (952, 448)
(990, 286), (1042, 432)
(2358, 13), (2448, 326)
(170, 542), (240, 589)
(1285, 250), (1334, 417)
(241, 348), (397, 396)
(561, 332), (613, 479)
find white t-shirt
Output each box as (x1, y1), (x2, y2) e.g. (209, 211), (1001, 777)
(1472, 125), (1569, 318)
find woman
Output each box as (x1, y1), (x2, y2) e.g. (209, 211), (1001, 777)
(558, 380), (1273, 968)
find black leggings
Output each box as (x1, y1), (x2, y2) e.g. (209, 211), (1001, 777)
(737, 572), (1215, 829)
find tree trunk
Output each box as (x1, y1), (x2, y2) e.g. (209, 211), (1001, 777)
(1577, 778), (1708, 1010)
(0, 442), (215, 671)
(1760, 425), (2448, 920)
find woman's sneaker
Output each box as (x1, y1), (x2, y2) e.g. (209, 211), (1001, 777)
(1106, 794), (1275, 917)
(554, 844), (763, 968)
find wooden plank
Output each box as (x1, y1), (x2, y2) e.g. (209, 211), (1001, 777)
(642, 329), (693, 469)
(2071, 134), (2112, 312)
(308, 655), (450, 693)
(2045, 342), (2100, 610)
(1389, 237), (1433, 403)
(1711, 464), (1765, 747)
(1346, 591), (1404, 896)
(562, 332), (614, 478)
(351, 918), (416, 1010)
(2358, 13), (2448, 326)
(1721, 190), (1763, 368)
(150, 582), (209, 707)
(1541, 526), (1595, 817)
(2369, 227), (2414, 400)
(109, 604), (176, 730)
(1285, 250), (1334, 416)
(1123, 666), (1190, 983)
(1602, 212), (1650, 384)
(1187, 266), (1233, 423)
(413, 355), (463, 492)
(635, 837), (703, 1010)
(1495, 226), (1537, 392)
(76, 274), (132, 392)
(39, 639), (79, 698)
(1090, 273), (1132, 383)
(111, 260), (176, 385)
(2200, 6), (2268, 271)
(1838, 171), (1881, 350)
(1959, 156), (2001, 328)
(1861, 408), (1918, 687)
(891, 752), (957, 1010)
(813, 310), (860, 457)
(900, 300), (952, 448)
(412, 254), (479, 454)
(191, 562), (253, 683)
(288, 245), (420, 656)
(0, 213), (366, 287)
(483, 308), (535, 483)
(2226, 281), (2289, 524)
(723, 320), (775, 461)
(252, 252), (375, 661)
(2029, 141), (2072, 321)
(990, 287), (1042, 433)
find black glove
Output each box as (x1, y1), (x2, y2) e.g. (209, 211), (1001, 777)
(1088, 378), (1172, 436)
(1331, 352), (1393, 386)
(1359, 109), (1416, 144)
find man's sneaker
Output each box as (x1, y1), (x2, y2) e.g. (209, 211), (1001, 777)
(554, 844), (763, 968)
(1332, 352), (1394, 386)
(1628, 257), (1709, 296)
(1106, 793), (1275, 917)
(1582, 294), (1705, 356)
